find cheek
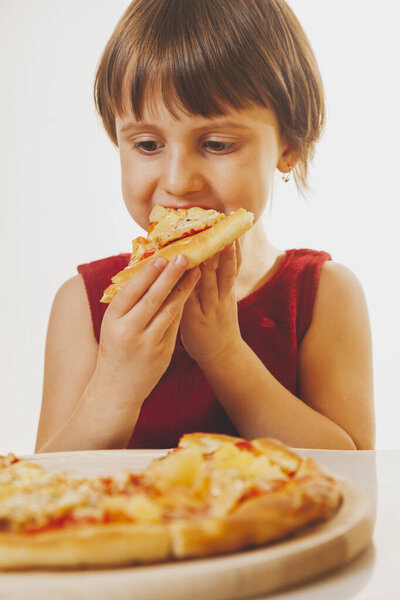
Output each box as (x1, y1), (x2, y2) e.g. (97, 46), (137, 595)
(246, 147), (278, 214)
(220, 154), (273, 218)
(119, 154), (153, 229)
(120, 153), (140, 195)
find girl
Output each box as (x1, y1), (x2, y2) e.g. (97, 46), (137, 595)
(35, 0), (374, 452)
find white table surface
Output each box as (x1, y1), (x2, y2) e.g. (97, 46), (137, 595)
(261, 448), (399, 600)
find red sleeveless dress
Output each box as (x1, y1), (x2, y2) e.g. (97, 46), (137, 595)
(77, 249), (331, 448)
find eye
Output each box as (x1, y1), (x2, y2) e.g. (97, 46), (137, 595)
(133, 141), (163, 153)
(203, 141), (236, 153)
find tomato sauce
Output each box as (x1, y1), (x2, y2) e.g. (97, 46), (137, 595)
(141, 250), (156, 260)
(235, 440), (254, 452)
(25, 514), (92, 535)
(239, 488), (262, 503)
(161, 225), (212, 247)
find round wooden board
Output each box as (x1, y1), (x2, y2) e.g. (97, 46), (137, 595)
(0, 450), (375, 600)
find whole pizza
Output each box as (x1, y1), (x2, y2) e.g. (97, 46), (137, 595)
(0, 433), (342, 570)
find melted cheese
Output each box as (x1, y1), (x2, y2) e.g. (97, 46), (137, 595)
(147, 206), (225, 248)
(212, 444), (254, 476)
(148, 447), (207, 491)
(100, 494), (162, 523)
(0, 437), (295, 534)
(0, 470), (104, 531)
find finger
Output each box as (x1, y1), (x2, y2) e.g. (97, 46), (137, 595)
(212, 252), (220, 270)
(160, 286), (198, 349)
(217, 243), (237, 297)
(148, 267), (201, 338)
(181, 280), (202, 314)
(107, 257), (169, 318)
(196, 256), (219, 313)
(128, 254), (190, 328)
(236, 238), (243, 273)
(160, 310), (183, 350)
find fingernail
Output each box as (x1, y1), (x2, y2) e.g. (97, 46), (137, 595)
(154, 257), (168, 270)
(174, 254), (187, 267)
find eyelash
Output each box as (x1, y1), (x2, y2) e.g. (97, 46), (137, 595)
(132, 140), (236, 154)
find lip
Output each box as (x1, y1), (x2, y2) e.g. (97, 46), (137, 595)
(158, 204), (216, 211)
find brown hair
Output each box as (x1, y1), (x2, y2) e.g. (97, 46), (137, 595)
(94, 0), (325, 197)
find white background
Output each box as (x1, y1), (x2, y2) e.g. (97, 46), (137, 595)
(0, 1), (399, 454)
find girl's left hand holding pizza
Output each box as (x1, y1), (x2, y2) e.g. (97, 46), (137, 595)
(180, 241), (244, 367)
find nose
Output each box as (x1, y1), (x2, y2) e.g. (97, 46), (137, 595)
(160, 147), (204, 197)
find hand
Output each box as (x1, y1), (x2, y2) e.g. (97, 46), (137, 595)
(179, 241), (243, 368)
(95, 255), (200, 407)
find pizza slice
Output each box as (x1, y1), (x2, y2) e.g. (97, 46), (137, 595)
(101, 206), (254, 303)
(124, 206), (225, 271)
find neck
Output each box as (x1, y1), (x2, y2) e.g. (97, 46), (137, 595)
(235, 219), (283, 300)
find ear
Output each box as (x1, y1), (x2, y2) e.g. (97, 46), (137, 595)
(276, 142), (300, 174)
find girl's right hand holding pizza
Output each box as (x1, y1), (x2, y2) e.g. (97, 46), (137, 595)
(93, 254), (200, 410)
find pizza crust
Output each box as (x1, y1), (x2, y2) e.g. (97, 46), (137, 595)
(0, 523), (171, 570)
(101, 208), (254, 303)
(169, 475), (341, 559)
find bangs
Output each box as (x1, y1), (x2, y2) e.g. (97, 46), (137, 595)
(119, 56), (263, 122)
(101, 0), (272, 122)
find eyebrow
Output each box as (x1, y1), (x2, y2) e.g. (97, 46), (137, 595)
(120, 120), (251, 134)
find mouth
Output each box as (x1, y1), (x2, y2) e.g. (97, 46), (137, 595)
(157, 204), (216, 211)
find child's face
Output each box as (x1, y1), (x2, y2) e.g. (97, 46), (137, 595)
(115, 95), (288, 230)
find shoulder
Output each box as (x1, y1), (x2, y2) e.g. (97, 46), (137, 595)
(55, 273), (86, 301)
(300, 259), (372, 380)
(285, 249), (367, 320)
(49, 274), (93, 338)
(316, 261), (368, 318)
(306, 260), (371, 344)
(320, 260), (362, 285)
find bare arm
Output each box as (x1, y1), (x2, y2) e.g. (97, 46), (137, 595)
(35, 275), (140, 452)
(297, 262), (374, 450)
(193, 262), (374, 450)
(36, 256), (200, 453)
(35, 274), (100, 452)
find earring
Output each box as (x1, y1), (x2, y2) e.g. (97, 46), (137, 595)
(281, 166), (292, 182)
